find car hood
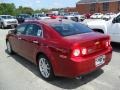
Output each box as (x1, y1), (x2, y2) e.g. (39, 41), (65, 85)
(103, 15), (110, 18)
(63, 32), (109, 44)
(4, 19), (17, 22)
(83, 19), (106, 26)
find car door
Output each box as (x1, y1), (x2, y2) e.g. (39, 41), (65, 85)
(109, 15), (120, 42)
(19, 23), (43, 62)
(9, 24), (27, 54)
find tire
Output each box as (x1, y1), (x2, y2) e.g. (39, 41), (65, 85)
(1, 23), (4, 29)
(6, 41), (14, 54)
(38, 55), (54, 80)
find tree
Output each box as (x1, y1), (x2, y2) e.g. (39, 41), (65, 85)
(0, 3), (16, 15)
(16, 6), (33, 15)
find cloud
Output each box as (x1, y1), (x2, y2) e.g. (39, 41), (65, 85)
(35, 0), (41, 4)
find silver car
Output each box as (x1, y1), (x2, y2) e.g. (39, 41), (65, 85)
(0, 15), (18, 29)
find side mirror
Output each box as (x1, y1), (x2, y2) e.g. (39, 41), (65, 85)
(8, 29), (17, 34)
(112, 18), (117, 23)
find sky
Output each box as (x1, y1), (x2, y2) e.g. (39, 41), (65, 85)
(2, 0), (80, 10)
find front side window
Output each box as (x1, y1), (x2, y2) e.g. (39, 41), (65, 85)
(16, 24), (27, 35)
(25, 24), (42, 37)
(51, 22), (92, 36)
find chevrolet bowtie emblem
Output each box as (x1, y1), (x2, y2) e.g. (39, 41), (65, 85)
(95, 41), (100, 45)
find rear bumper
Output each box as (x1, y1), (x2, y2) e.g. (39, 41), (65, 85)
(55, 47), (112, 78)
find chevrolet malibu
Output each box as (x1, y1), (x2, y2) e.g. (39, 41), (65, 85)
(6, 19), (112, 80)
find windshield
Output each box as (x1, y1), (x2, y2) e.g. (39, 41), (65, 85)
(1, 15), (13, 19)
(18, 15), (30, 18)
(51, 22), (92, 36)
(73, 12), (79, 15)
(38, 14), (46, 17)
(106, 13), (114, 15)
(94, 13), (101, 15)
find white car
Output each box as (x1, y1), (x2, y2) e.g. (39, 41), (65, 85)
(69, 12), (85, 21)
(90, 13), (103, 19)
(32, 13), (50, 20)
(83, 13), (120, 43)
(102, 13), (116, 21)
(63, 15), (78, 22)
(0, 15), (18, 29)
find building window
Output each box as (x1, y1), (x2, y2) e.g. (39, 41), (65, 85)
(90, 3), (95, 12)
(103, 2), (109, 11)
(118, 1), (120, 10)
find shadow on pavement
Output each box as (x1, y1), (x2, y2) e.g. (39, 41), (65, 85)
(111, 42), (120, 53)
(5, 49), (104, 89)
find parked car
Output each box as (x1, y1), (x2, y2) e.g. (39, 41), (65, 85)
(0, 15), (18, 29)
(63, 15), (79, 22)
(102, 13), (116, 21)
(32, 13), (50, 20)
(84, 13), (92, 19)
(6, 19), (112, 80)
(90, 13), (103, 19)
(50, 14), (63, 19)
(69, 12), (85, 21)
(16, 14), (31, 24)
(83, 12), (120, 43)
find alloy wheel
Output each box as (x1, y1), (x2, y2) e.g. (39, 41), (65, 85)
(39, 57), (51, 78)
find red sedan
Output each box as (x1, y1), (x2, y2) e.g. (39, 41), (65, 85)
(6, 19), (112, 80)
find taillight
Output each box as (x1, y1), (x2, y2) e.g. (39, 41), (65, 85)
(106, 40), (110, 47)
(73, 49), (81, 57)
(71, 44), (87, 57)
(81, 48), (87, 55)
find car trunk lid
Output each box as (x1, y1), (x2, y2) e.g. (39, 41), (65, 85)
(64, 32), (110, 55)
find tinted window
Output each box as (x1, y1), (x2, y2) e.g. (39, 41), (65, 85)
(116, 15), (120, 23)
(17, 14), (30, 18)
(38, 14), (46, 17)
(1, 15), (12, 19)
(25, 24), (42, 36)
(51, 22), (92, 36)
(16, 24), (27, 35)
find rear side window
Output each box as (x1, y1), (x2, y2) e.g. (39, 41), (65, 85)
(51, 22), (92, 36)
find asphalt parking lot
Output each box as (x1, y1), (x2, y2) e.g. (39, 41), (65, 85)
(0, 29), (120, 90)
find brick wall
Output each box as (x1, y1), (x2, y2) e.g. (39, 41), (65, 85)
(66, 1), (120, 14)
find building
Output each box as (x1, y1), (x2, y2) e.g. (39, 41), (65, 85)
(64, 7), (77, 13)
(76, 0), (120, 14)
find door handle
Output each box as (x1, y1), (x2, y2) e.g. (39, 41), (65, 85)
(32, 40), (39, 44)
(18, 37), (22, 40)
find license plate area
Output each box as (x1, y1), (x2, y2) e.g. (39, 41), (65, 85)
(95, 55), (105, 67)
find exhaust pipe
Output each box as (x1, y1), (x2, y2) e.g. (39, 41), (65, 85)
(75, 76), (82, 80)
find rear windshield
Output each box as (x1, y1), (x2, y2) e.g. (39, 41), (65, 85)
(51, 22), (92, 36)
